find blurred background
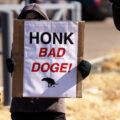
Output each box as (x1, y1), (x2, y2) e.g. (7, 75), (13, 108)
(0, 0), (120, 120)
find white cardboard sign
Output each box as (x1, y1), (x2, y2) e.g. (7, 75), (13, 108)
(23, 21), (78, 97)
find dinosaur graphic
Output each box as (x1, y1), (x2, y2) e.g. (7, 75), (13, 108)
(41, 77), (58, 87)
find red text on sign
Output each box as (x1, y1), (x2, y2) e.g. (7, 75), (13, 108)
(39, 48), (66, 57)
(32, 62), (72, 73)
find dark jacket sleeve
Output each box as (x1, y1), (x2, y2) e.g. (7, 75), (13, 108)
(112, 4), (120, 31)
(6, 44), (15, 73)
(109, 0), (120, 31)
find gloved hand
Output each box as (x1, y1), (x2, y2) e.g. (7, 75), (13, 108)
(77, 60), (91, 79)
(6, 58), (15, 73)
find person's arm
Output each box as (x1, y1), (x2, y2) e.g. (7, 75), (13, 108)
(77, 60), (91, 79)
(109, 0), (120, 30)
(6, 48), (15, 73)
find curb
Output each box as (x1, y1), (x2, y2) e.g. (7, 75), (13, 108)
(90, 54), (115, 65)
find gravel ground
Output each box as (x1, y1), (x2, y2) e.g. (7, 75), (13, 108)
(1, 71), (120, 120)
(66, 72), (120, 120)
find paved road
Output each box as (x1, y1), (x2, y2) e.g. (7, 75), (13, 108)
(84, 18), (120, 60)
(0, 18), (120, 86)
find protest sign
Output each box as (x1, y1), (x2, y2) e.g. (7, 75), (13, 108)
(12, 20), (85, 98)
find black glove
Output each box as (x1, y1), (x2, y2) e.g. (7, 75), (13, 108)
(77, 60), (91, 79)
(6, 58), (15, 73)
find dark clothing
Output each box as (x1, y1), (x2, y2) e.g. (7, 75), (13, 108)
(11, 3), (65, 114)
(18, 3), (49, 20)
(10, 98), (65, 113)
(10, 3), (91, 118)
(112, 4), (120, 31)
(11, 112), (66, 120)
(109, 0), (120, 31)
(110, 0), (120, 4)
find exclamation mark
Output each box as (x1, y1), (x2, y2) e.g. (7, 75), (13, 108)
(68, 63), (72, 72)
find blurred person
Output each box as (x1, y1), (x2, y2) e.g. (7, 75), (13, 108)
(68, 0), (106, 21)
(30, 0), (45, 3)
(109, 0), (120, 30)
(6, 3), (91, 120)
(29, 0), (65, 4)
